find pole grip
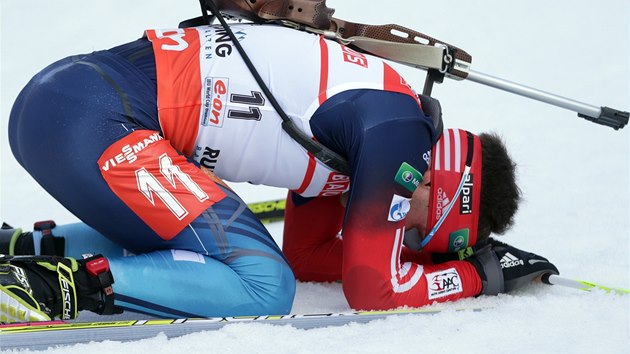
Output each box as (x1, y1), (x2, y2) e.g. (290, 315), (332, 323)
(542, 274), (630, 295)
(578, 106), (629, 130)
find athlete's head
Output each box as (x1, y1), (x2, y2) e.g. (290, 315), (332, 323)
(405, 129), (521, 253)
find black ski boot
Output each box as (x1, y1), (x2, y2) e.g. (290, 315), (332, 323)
(0, 223), (35, 255)
(0, 254), (121, 323)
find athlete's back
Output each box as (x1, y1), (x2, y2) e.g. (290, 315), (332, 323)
(147, 24), (423, 196)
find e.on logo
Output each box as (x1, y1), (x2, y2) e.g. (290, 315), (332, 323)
(341, 45), (368, 68)
(202, 77), (229, 127)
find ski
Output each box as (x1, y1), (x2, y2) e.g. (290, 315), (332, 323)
(247, 198), (285, 224)
(0, 306), (486, 350)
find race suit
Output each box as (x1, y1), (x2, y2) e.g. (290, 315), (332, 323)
(9, 24), (481, 316)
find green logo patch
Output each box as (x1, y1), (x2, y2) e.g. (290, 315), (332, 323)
(448, 229), (470, 252)
(394, 162), (423, 193)
(457, 247), (475, 260)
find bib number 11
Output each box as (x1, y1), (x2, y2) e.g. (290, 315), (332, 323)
(135, 153), (209, 220)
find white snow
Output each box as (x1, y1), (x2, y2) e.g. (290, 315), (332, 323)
(1, 0), (629, 353)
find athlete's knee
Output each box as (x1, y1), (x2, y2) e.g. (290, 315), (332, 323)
(272, 266), (296, 314)
(283, 245), (307, 279)
(252, 260), (296, 315)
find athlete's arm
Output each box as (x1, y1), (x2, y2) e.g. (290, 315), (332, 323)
(282, 192), (345, 282)
(284, 89), (483, 310)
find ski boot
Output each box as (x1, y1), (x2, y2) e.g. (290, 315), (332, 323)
(0, 223), (34, 256)
(1, 220), (65, 256)
(0, 254), (121, 323)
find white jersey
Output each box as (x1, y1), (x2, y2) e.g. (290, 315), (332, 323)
(145, 24), (419, 197)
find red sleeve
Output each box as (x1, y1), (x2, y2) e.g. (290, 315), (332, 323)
(282, 192), (345, 282)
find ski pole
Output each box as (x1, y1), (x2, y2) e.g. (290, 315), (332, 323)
(465, 69), (629, 130)
(541, 274), (630, 295)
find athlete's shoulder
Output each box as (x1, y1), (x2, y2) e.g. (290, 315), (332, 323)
(234, 23), (322, 45)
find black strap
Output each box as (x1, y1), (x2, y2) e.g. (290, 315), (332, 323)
(34, 220), (65, 256)
(417, 94), (444, 141)
(465, 131), (475, 167)
(201, 0), (350, 175)
(84, 254), (120, 315)
(468, 245), (504, 296)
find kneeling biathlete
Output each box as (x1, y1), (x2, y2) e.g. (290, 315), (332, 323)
(2, 22), (558, 322)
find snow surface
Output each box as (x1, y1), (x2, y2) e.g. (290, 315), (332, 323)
(1, 0), (629, 353)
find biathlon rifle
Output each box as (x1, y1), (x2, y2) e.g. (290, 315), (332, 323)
(190, 0), (628, 130)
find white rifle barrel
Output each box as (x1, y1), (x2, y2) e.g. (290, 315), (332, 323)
(466, 69), (601, 118)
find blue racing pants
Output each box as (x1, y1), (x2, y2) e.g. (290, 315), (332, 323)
(8, 40), (295, 318)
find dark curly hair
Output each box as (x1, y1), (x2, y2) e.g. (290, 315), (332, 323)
(477, 132), (522, 242)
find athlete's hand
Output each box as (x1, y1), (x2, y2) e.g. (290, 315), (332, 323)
(465, 240), (559, 295)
